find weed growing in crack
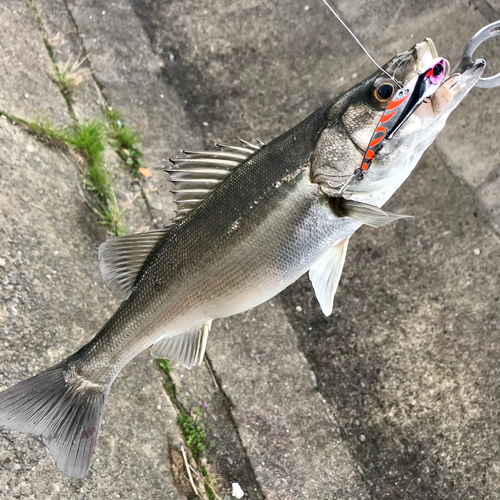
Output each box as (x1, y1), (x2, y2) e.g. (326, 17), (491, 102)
(106, 108), (144, 175)
(156, 358), (177, 403)
(177, 406), (207, 460)
(53, 57), (91, 106)
(201, 464), (218, 500)
(156, 358), (171, 374)
(68, 120), (110, 200)
(28, 118), (70, 144)
(25, 118), (125, 235)
(154, 359), (223, 498)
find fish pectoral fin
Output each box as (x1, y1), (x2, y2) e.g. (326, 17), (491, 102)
(151, 321), (212, 369)
(309, 238), (349, 317)
(332, 198), (413, 228)
(98, 228), (169, 300)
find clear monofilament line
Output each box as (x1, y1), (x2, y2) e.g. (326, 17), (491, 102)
(319, 0), (402, 88)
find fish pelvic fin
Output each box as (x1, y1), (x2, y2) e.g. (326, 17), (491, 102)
(309, 238), (349, 316)
(0, 356), (109, 479)
(151, 321), (212, 369)
(331, 198), (413, 228)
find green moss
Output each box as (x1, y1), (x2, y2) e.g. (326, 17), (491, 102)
(156, 358), (171, 374)
(176, 407), (206, 459)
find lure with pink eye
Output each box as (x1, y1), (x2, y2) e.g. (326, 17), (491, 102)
(425, 59), (447, 85)
(345, 58), (449, 184)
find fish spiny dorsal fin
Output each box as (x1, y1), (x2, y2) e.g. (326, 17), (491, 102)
(166, 139), (265, 224)
(98, 228), (169, 300)
(100, 140), (265, 300)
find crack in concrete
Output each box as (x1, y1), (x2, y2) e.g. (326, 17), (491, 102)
(33, 0), (159, 228)
(26, 0), (76, 121)
(204, 353), (268, 500)
(157, 354), (268, 499)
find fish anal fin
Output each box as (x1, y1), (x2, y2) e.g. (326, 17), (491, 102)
(309, 238), (349, 316)
(98, 228), (169, 300)
(151, 322), (211, 369)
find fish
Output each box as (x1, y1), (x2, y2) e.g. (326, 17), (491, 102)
(0, 37), (486, 479)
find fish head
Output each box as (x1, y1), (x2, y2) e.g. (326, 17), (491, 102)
(313, 39), (484, 197)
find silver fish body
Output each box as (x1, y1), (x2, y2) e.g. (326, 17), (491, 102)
(0, 38), (486, 478)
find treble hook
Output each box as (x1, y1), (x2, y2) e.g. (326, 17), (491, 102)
(454, 20), (500, 88)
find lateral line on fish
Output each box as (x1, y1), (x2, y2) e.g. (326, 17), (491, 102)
(319, 0), (402, 88)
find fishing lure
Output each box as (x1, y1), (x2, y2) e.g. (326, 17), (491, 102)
(337, 57), (449, 194)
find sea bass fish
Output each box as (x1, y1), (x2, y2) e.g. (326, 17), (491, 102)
(0, 38), (486, 479)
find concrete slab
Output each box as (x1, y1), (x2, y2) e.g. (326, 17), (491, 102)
(279, 148), (500, 499)
(211, 305), (370, 500)
(0, 0), (70, 124)
(66, 0), (199, 226)
(33, 0), (104, 122)
(0, 119), (186, 499)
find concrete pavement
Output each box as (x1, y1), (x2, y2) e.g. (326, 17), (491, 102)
(0, 0), (499, 499)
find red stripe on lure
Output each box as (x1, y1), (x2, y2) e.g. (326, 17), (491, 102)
(380, 109), (397, 123)
(355, 58), (448, 181)
(386, 91), (411, 111)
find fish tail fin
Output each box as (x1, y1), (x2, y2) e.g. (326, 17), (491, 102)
(0, 356), (108, 479)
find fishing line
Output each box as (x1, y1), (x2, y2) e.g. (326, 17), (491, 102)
(319, 0), (402, 88)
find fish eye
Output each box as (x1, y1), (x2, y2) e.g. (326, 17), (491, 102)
(371, 81), (396, 107)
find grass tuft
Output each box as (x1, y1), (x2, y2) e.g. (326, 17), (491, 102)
(68, 120), (112, 203)
(106, 108), (144, 175)
(28, 118), (70, 144)
(52, 57), (91, 106)
(26, 118), (125, 235)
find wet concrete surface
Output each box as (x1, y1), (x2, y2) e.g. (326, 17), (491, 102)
(280, 149), (500, 499)
(0, 120), (185, 499)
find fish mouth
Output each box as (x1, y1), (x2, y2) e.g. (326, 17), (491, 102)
(414, 38), (439, 70)
(383, 38), (439, 86)
(430, 59), (485, 115)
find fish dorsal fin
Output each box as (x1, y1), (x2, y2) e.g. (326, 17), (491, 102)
(98, 228), (169, 300)
(151, 322), (212, 369)
(166, 139), (264, 224)
(309, 238), (349, 316)
(101, 139), (265, 297)
(331, 198), (413, 228)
